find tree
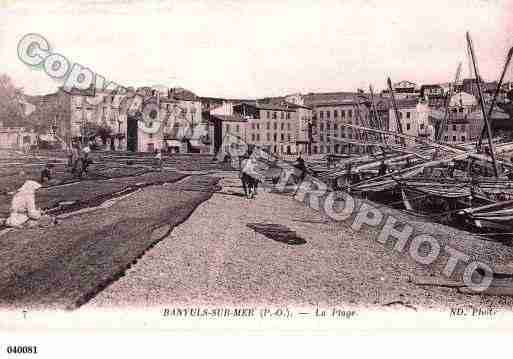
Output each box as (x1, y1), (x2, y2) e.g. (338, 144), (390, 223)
(96, 124), (113, 145)
(0, 74), (26, 127)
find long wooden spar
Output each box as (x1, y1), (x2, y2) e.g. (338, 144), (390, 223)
(328, 136), (433, 161)
(338, 123), (513, 169)
(436, 62), (462, 142)
(339, 123), (465, 154)
(476, 46), (513, 149)
(466, 31), (499, 177)
(387, 77), (405, 146)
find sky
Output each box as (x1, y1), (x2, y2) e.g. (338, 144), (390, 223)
(0, 0), (512, 98)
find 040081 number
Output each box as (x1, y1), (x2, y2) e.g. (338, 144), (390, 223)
(6, 345), (37, 354)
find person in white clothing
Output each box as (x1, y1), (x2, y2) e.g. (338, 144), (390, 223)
(5, 180), (43, 228)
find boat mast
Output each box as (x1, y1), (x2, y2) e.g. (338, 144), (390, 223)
(437, 63), (461, 143)
(476, 46), (513, 149)
(387, 77), (405, 146)
(466, 31), (499, 177)
(369, 85), (387, 159)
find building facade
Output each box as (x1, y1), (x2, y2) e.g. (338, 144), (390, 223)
(388, 98), (433, 146)
(0, 121), (37, 150)
(27, 86), (208, 153)
(232, 101), (311, 155)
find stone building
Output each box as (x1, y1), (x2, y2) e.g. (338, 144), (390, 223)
(388, 98), (433, 146)
(302, 92), (371, 154)
(419, 84), (445, 108)
(230, 101), (312, 156)
(429, 91), (509, 143)
(27, 86), (208, 153)
(0, 121), (37, 150)
(381, 81), (420, 100)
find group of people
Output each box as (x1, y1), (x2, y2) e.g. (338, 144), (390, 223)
(68, 140), (93, 178)
(239, 153), (309, 199)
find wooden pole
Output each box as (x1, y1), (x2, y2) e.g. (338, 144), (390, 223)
(369, 85), (387, 157)
(477, 46), (513, 149)
(437, 63), (461, 142)
(387, 77), (405, 146)
(466, 31), (499, 177)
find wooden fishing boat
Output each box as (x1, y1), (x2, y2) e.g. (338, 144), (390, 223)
(458, 199), (513, 231)
(394, 177), (493, 215)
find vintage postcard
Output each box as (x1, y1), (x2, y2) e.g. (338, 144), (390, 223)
(1, 0), (513, 356)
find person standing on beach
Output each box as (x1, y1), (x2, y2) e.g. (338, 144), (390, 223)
(70, 142), (80, 174)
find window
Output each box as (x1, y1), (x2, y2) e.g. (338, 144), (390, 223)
(341, 130), (346, 138)
(288, 134), (291, 141)
(444, 135), (448, 141)
(326, 111), (330, 119)
(281, 133), (284, 141)
(320, 123), (324, 131)
(327, 123), (331, 130)
(267, 133), (270, 141)
(334, 124), (338, 130)
(281, 123), (284, 130)
(461, 136), (466, 142)
(226, 124), (230, 131)
(420, 123), (424, 130)
(286, 112), (291, 119)
(267, 111), (270, 119)
(287, 123), (291, 130)
(452, 124), (456, 131)
(341, 110), (345, 118)
(256, 123), (260, 130)
(251, 134), (255, 141)
(320, 134), (324, 141)
(320, 146), (324, 154)
(256, 134), (260, 141)
(406, 123), (411, 131)
(348, 110), (352, 118)
(273, 133), (277, 142)
(273, 112), (277, 119)
(406, 111), (411, 119)
(236, 124), (240, 132)
(273, 122), (277, 130)
(267, 122), (270, 130)
(326, 146), (331, 153)
(334, 110), (338, 118)
(252, 123), (255, 130)
(459, 108), (463, 113)
(452, 135), (457, 142)
(313, 146), (318, 154)
(281, 112), (284, 119)
(461, 124), (466, 130)
(320, 111), (324, 119)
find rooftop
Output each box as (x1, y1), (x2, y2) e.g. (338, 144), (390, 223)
(210, 114), (247, 123)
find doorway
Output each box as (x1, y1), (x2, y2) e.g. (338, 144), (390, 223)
(127, 116), (138, 152)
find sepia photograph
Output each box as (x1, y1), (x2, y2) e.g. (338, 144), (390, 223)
(1, 0), (513, 355)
